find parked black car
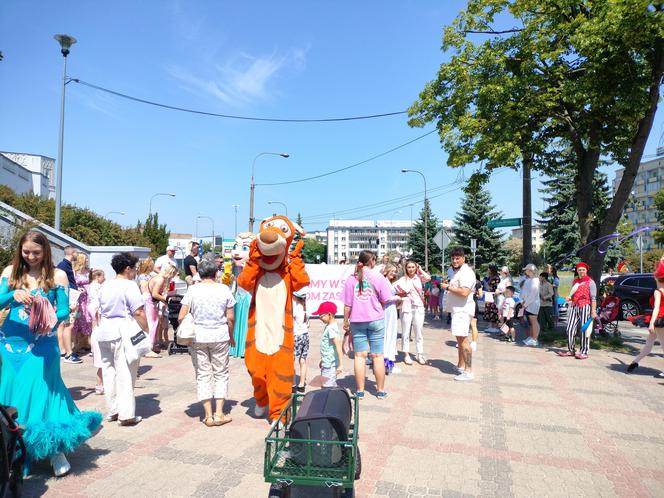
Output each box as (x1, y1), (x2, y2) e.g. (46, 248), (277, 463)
(610, 273), (656, 319)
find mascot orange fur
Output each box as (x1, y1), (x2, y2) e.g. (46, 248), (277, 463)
(238, 215), (310, 421)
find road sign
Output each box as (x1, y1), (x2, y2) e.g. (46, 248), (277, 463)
(488, 218), (522, 229)
(470, 238), (477, 252)
(434, 229), (451, 250)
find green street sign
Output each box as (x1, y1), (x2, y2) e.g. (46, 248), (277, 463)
(488, 218), (522, 229)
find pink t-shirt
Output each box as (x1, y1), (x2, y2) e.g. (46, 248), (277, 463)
(342, 268), (392, 323)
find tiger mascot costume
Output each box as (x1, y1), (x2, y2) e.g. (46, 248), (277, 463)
(238, 216), (310, 421)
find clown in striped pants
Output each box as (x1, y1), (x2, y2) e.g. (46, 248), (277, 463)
(566, 304), (592, 355)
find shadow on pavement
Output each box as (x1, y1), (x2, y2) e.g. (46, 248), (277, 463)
(68, 385), (96, 401)
(184, 399), (239, 420)
(136, 393), (161, 419)
(606, 362), (662, 377)
(137, 365), (153, 376)
(22, 444), (111, 497)
(427, 358), (460, 376)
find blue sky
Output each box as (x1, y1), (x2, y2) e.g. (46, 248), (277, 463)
(1, 1), (662, 240)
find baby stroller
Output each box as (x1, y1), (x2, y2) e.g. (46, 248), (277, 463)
(595, 295), (620, 336)
(1, 404), (26, 498)
(167, 295), (189, 355)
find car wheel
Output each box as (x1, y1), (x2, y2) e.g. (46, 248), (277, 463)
(620, 300), (640, 319)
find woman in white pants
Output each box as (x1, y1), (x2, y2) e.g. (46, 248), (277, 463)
(397, 260), (431, 365)
(382, 264), (404, 374)
(179, 259), (236, 427)
(97, 252), (149, 426)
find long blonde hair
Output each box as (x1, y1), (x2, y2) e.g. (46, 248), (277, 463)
(383, 263), (398, 282)
(72, 253), (89, 274)
(138, 258), (154, 275)
(9, 230), (55, 291)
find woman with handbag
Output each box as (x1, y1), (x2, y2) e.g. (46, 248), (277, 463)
(178, 259), (236, 427)
(0, 230), (101, 477)
(96, 252), (149, 427)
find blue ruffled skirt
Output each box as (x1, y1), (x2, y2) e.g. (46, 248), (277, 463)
(0, 334), (101, 472)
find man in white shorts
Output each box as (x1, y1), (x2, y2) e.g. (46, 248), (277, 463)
(441, 247), (476, 381)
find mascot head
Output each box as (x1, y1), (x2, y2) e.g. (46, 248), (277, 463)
(231, 232), (257, 269)
(257, 215), (304, 271)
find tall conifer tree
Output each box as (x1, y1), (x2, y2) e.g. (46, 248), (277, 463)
(453, 185), (506, 268)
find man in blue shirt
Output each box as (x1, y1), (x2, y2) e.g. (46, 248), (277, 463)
(56, 246), (82, 364)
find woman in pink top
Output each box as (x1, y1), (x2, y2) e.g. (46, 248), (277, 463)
(396, 259), (431, 365)
(342, 250), (393, 399)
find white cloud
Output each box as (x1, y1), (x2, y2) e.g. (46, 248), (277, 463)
(168, 47), (307, 106)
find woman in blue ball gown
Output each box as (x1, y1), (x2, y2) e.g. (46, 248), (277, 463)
(0, 230), (101, 477)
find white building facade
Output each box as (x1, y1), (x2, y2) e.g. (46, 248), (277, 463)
(326, 219), (416, 264)
(1, 152), (55, 199)
(510, 224), (546, 252)
(613, 157), (663, 251)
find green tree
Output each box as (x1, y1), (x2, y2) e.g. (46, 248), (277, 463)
(654, 189), (664, 245)
(140, 213), (170, 257)
(0, 187), (152, 248)
(296, 212), (303, 226)
(301, 239), (327, 264)
(453, 184), (507, 269)
(409, 0), (664, 282)
(407, 198), (442, 272)
(538, 159), (612, 268)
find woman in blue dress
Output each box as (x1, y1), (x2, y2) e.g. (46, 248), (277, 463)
(0, 230), (101, 477)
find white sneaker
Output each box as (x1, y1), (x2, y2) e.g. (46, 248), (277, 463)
(403, 355), (413, 365)
(470, 341), (477, 352)
(51, 452), (71, 477)
(254, 403), (268, 418)
(527, 339), (539, 347)
(455, 366), (465, 374)
(454, 372), (474, 381)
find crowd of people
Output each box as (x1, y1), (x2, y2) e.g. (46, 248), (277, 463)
(2, 227), (663, 481)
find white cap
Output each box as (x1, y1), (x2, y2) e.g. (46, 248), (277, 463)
(522, 263), (537, 272)
(167, 245), (176, 251)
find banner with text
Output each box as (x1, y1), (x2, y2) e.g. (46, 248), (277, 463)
(303, 264), (355, 316)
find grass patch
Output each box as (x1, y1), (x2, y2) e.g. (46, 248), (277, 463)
(537, 326), (635, 353)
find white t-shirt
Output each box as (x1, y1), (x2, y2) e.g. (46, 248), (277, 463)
(97, 279), (145, 342)
(520, 277), (541, 314)
(181, 282), (236, 343)
(155, 254), (177, 271)
(293, 300), (309, 336)
(445, 263), (476, 315)
(502, 297), (516, 318)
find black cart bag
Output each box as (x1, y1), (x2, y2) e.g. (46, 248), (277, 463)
(0, 404), (26, 498)
(289, 388), (352, 467)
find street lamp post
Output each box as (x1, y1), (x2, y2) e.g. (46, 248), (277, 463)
(249, 152), (289, 232)
(197, 215), (215, 250)
(53, 34), (76, 232)
(401, 169), (428, 272)
(232, 204), (239, 235)
(149, 192), (176, 216)
(267, 200), (288, 217)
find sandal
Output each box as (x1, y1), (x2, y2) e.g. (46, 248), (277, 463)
(213, 413), (232, 426)
(557, 351), (575, 357)
(203, 417), (216, 427)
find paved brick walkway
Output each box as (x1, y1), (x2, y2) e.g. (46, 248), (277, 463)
(23, 318), (664, 497)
